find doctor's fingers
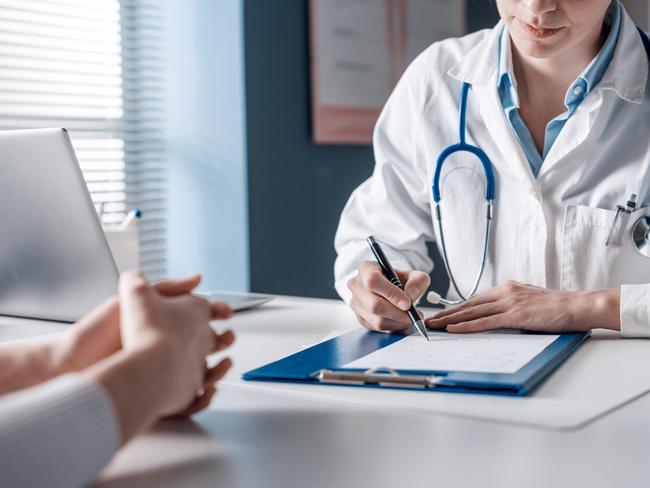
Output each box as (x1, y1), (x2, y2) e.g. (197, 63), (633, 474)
(356, 261), (412, 310)
(396, 270), (430, 303)
(350, 279), (418, 323)
(349, 291), (414, 332)
(430, 289), (501, 320)
(446, 313), (512, 334)
(354, 311), (412, 333)
(426, 302), (506, 329)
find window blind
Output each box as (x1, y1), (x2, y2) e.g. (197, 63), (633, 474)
(0, 0), (167, 280)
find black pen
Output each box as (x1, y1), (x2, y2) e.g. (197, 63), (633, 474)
(367, 236), (429, 341)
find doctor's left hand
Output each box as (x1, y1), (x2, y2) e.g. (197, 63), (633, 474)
(425, 281), (621, 333)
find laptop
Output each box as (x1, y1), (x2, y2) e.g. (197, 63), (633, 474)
(0, 128), (119, 322)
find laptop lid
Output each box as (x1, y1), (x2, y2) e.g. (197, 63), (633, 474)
(0, 128), (119, 322)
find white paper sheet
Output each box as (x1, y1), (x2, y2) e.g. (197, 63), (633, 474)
(343, 332), (559, 374)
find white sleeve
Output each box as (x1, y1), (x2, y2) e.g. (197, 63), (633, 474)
(0, 374), (119, 488)
(620, 284), (650, 338)
(334, 49), (437, 302)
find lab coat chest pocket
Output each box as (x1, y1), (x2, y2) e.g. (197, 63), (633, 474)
(561, 205), (650, 291)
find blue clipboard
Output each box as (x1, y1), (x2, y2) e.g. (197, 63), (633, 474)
(242, 329), (589, 396)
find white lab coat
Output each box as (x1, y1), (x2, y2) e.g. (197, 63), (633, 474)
(334, 8), (650, 337)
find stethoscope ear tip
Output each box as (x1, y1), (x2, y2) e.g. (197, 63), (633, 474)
(426, 291), (442, 304)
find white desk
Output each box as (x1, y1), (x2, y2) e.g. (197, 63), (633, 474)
(1, 296), (649, 488)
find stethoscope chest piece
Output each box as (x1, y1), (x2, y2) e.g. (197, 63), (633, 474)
(632, 216), (650, 257)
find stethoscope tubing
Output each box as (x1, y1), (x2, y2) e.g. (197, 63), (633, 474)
(434, 201), (493, 306)
(431, 83), (496, 203)
(429, 82), (495, 306)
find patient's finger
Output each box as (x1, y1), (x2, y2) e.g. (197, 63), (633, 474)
(154, 275), (202, 296)
(204, 358), (233, 385)
(210, 301), (233, 320)
(211, 331), (236, 353)
(171, 385), (217, 418)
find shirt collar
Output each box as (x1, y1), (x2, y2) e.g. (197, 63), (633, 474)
(498, 1), (622, 110)
(498, 25), (518, 109)
(498, 26), (513, 90)
(566, 1), (621, 105)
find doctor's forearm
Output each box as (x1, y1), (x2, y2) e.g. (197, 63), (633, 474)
(574, 288), (621, 331)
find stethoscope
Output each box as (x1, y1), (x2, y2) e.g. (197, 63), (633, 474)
(425, 62), (650, 307)
(632, 216), (650, 257)
(426, 82), (495, 306)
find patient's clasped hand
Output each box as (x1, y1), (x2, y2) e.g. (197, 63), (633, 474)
(0, 271), (235, 487)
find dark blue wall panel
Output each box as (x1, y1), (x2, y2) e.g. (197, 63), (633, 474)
(245, 0), (499, 298)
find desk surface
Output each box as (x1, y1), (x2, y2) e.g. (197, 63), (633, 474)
(1, 296), (649, 488)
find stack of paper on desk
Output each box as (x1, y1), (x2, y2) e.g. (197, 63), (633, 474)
(344, 332), (559, 374)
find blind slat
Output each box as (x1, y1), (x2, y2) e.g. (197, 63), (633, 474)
(120, 0), (166, 278)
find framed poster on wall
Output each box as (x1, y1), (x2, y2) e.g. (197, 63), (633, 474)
(309, 0), (466, 145)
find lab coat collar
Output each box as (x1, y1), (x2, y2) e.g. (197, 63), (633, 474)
(446, 21), (502, 86)
(599, 5), (649, 104)
(448, 8), (648, 103)
(447, 22), (536, 186)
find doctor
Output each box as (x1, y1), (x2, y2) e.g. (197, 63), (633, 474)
(334, 0), (650, 337)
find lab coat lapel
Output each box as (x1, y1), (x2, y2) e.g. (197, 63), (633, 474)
(477, 82), (537, 187)
(537, 93), (603, 179)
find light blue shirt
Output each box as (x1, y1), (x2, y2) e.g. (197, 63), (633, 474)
(497, 1), (622, 177)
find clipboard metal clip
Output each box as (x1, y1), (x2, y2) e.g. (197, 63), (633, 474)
(316, 367), (443, 389)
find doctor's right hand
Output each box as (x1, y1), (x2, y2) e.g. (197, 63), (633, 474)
(347, 261), (430, 332)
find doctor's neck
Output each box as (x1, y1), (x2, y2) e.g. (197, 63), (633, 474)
(510, 20), (608, 101)
(498, 0), (613, 110)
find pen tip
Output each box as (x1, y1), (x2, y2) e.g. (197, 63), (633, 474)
(414, 320), (429, 341)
